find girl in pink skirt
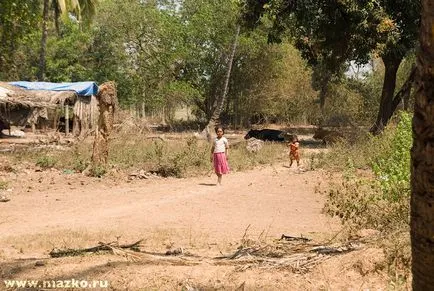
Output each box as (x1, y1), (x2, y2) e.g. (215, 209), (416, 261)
(210, 127), (229, 185)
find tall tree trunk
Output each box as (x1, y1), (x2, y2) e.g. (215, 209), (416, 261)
(411, 0), (434, 289)
(53, 1), (61, 36)
(370, 56), (402, 135)
(319, 74), (331, 112)
(38, 0), (49, 81)
(387, 65), (416, 121)
(202, 25), (240, 141)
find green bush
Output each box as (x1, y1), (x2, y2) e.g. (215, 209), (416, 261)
(371, 112), (412, 200)
(0, 181), (8, 190)
(36, 155), (57, 169)
(89, 165), (107, 178)
(320, 112), (413, 283)
(322, 112), (412, 232)
(324, 174), (409, 232)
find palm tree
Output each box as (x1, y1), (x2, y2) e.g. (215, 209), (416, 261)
(37, 0), (97, 81)
(53, 0), (78, 35)
(77, 0), (97, 27)
(203, 25), (240, 141)
(38, 0), (50, 81)
(410, 0), (434, 289)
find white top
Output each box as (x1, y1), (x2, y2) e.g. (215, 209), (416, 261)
(213, 137), (228, 153)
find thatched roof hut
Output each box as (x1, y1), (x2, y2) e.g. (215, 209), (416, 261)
(0, 81), (99, 136)
(0, 81), (77, 108)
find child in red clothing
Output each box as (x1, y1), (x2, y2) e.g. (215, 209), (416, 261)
(289, 135), (300, 167)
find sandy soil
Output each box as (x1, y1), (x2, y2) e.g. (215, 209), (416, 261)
(0, 160), (392, 290)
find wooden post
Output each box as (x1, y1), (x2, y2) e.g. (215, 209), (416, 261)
(65, 104), (69, 136)
(53, 108), (59, 131)
(141, 102), (146, 118)
(129, 104), (135, 118)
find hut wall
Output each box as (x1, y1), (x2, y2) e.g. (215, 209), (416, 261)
(73, 95), (99, 136)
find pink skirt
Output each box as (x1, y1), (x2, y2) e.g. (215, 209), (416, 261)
(213, 152), (229, 174)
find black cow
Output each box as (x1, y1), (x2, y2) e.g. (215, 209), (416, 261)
(244, 129), (286, 142)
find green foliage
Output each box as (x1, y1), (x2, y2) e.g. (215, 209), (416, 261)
(36, 155), (57, 169)
(371, 112), (412, 200)
(242, 0), (420, 68)
(91, 0), (191, 113)
(313, 112), (412, 240)
(322, 147), (411, 282)
(319, 81), (365, 126)
(89, 165), (106, 178)
(0, 181), (8, 190)
(318, 112), (412, 282)
(242, 0), (420, 130)
(324, 175), (408, 232)
(0, 0), (40, 80)
(179, 0), (241, 119)
(152, 137), (211, 178)
(231, 40), (318, 125)
(161, 81), (202, 122)
(342, 56), (416, 125)
(73, 159), (89, 173)
(46, 20), (93, 82)
(343, 71), (382, 124)
(71, 145), (90, 172)
(322, 168), (411, 282)
(88, 0), (321, 124)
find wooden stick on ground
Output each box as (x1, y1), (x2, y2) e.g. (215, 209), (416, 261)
(280, 234), (311, 242)
(49, 239), (143, 258)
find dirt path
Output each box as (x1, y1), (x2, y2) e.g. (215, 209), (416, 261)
(0, 165), (389, 290)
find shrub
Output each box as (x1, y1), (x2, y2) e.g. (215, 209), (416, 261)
(320, 112), (412, 283)
(89, 165), (107, 178)
(371, 112), (412, 200)
(0, 181), (8, 190)
(321, 113), (412, 232)
(36, 155), (57, 169)
(323, 173), (409, 232)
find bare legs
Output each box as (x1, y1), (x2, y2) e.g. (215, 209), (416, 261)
(217, 174), (222, 185)
(289, 159), (300, 168)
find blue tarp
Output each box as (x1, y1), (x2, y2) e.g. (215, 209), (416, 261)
(8, 81), (98, 96)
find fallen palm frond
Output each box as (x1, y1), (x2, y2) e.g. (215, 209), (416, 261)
(214, 236), (362, 273)
(49, 236), (363, 273)
(49, 239), (143, 258)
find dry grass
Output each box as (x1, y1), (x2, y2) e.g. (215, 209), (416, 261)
(312, 119), (412, 287)
(1, 130), (291, 179)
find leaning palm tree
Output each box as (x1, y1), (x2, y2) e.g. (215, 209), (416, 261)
(202, 25), (240, 142)
(38, 0), (97, 81)
(410, 0), (434, 289)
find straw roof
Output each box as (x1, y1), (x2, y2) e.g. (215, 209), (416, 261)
(0, 82), (77, 109)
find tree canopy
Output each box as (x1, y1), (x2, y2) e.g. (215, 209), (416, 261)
(0, 0), (421, 128)
(242, 0), (420, 131)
